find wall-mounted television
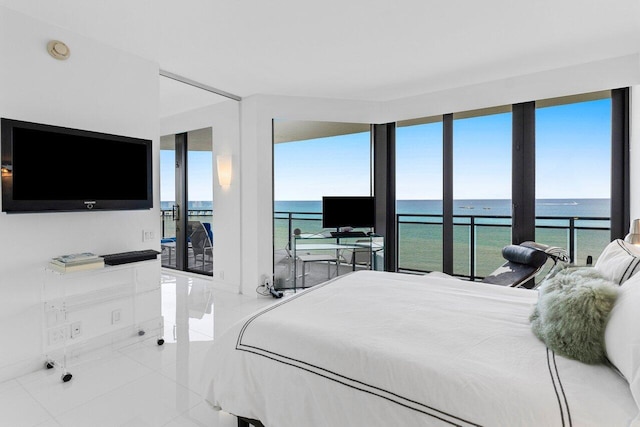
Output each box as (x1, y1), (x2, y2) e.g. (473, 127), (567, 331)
(1, 118), (153, 213)
(322, 196), (375, 229)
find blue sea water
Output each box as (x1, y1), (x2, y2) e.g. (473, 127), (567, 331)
(274, 198), (610, 218)
(164, 198), (610, 218)
(273, 198), (611, 275)
(163, 198), (611, 275)
(160, 201), (213, 210)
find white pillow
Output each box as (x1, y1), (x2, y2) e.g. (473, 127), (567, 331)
(604, 273), (640, 408)
(594, 239), (640, 285)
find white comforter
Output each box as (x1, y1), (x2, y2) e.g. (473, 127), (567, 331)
(202, 270), (638, 426)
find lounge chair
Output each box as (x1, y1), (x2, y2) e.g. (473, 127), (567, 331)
(482, 241), (569, 289)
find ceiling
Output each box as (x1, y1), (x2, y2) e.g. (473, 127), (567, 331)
(2, 0), (639, 117)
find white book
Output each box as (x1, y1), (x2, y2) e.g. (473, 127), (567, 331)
(51, 252), (100, 265)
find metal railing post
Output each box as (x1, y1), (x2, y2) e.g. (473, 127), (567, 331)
(287, 212), (293, 253)
(469, 216), (476, 280)
(569, 217), (576, 263)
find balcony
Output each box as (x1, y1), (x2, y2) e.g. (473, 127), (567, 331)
(275, 210), (611, 282)
(160, 209), (213, 275)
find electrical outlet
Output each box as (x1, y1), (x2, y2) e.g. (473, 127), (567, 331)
(142, 230), (155, 242)
(111, 309), (121, 324)
(48, 326), (68, 346)
(70, 321), (82, 338)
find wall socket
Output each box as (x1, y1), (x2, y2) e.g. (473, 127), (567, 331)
(142, 230), (155, 242)
(112, 309), (121, 324)
(70, 321), (82, 338)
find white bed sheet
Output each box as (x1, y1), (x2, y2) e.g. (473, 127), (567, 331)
(202, 270), (638, 427)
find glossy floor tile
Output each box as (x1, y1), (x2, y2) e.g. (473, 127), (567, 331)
(2, 270), (276, 427)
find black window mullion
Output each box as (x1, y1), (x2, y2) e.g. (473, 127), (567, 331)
(611, 87), (630, 240)
(512, 102), (536, 245)
(372, 123), (397, 272)
(174, 132), (188, 271)
(442, 114), (453, 274)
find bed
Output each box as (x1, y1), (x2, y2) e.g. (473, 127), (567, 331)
(201, 242), (640, 427)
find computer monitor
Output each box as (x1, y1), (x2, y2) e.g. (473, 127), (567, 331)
(322, 196), (375, 229)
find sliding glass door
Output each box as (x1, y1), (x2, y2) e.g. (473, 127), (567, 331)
(160, 128), (214, 276)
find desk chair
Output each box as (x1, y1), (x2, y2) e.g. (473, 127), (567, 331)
(342, 237), (384, 269)
(285, 242), (339, 287)
(298, 254), (339, 286)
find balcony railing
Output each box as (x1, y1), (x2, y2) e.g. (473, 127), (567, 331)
(274, 210), (611, 281)
(160, 209), (213, 239)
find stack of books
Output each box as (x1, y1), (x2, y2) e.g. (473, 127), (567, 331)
(48, 252), (105, 273)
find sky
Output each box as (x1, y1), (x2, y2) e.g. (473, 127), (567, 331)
(274, 98), (611, 201)
(160, 150), (213, 202)
(159, 98), (611, 203)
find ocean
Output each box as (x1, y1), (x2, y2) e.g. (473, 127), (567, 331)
(161, 199), (611, 278)
(274, 198), (610, 217)
(274, 199), (611, 277)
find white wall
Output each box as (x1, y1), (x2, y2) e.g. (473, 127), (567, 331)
(0, 7), (160, 381)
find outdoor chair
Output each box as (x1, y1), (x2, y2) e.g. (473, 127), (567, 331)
(187, 221), (213, 270)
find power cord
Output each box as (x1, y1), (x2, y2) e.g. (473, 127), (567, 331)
(256, 275), (283, 298)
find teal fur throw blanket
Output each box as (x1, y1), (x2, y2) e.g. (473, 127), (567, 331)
(530, 267), (618, 364)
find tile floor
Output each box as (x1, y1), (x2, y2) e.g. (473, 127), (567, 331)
(2, 270), (276, 427)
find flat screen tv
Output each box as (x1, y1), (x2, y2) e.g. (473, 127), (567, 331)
(322, 196), (375, 229)
(1, 118), (153, 213)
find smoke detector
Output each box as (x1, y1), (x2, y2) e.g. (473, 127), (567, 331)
(47, 40), (70, 60)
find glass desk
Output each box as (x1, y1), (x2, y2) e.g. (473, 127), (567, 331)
(289, 232), (384, 290)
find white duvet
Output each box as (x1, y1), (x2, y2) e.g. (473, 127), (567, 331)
(202, 270), (638, 426)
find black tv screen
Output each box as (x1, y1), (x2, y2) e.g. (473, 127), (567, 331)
(322, 196), (375, 229)
(1, 118), (152, 213)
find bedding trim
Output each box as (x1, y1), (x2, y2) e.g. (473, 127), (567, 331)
(547, 348), (572, 427)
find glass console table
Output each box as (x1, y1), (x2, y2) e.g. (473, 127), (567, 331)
(288, 232), (384, 291)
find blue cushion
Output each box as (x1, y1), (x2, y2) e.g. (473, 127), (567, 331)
(203, 222), (213, 242)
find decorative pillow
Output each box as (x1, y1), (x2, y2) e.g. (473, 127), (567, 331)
(594, 239), (640, 285)
(604, 273), (640, 404)
(530, 267), (619, 364)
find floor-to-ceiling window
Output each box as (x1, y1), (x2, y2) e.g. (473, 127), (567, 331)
(535, 92), (612, 264)
(390, 90), (622, 281)
(272, 120), (371, 288)
(395, 117), (443, 272)
(453, 107), (512, 279)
